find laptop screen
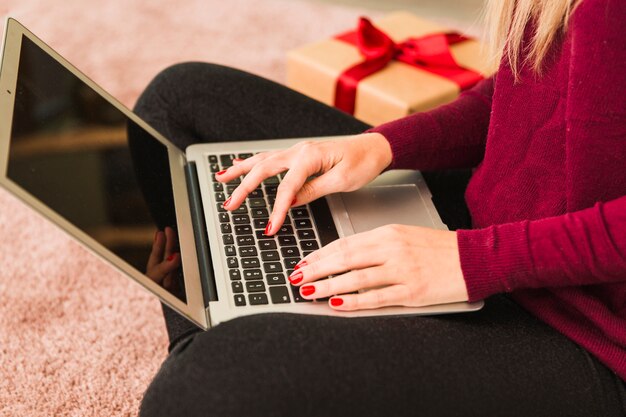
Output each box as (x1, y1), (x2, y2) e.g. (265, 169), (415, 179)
(7, 35), (187, 302)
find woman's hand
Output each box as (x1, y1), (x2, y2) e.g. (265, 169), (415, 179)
(289, 224), (469, 310)
(216, 133), (392, 235)
(146, 226), (181, 290)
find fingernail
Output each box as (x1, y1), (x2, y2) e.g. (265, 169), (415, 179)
(291, 198), (297, 206)
(233, 158), (243, 162)
(223, 196), (232, 208)
(216, 169), (227, 175)
(289, 271), (303, 284)
(301, 285), (315, 296)
(294, 260), (307, 270)
(264, 221), (273, 236)
(330, 297), (344, 307)
(167, 254), (176, 262)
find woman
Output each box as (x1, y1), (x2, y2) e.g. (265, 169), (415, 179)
(138, 0), (626, 415)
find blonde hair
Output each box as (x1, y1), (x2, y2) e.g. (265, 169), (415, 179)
(483, 0), (581, 77)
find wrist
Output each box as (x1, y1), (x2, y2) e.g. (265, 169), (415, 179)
(362, 132), (393, 171)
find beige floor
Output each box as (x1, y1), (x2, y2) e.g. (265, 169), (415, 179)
(299, 0), (487, 33)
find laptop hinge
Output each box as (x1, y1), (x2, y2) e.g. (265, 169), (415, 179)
(184, 161), (218, 306)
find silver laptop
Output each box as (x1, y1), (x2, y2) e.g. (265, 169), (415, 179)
(0, 19), (482, 329)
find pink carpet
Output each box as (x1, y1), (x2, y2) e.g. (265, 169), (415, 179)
(0, 1), (379, 415)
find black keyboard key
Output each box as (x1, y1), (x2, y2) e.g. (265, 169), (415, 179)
(284, 258), (299, 270)
(265, 185), (278, 195)
(222, 234), (234, 245)
(301, 240), (319, 250)
(231, 281), (244, 293)
(220, 224), (232, 234)
(239, 247), (258, 257)
(251, 208), (269, 218)
(224, 245), (236, 257)
(227, 257), (239, 268)
(238, 152), (253, 159)
(294, 218), (313, 228)
(220, 153), (235, 167)
(230, 177), (242, 185)
(268, 196), (275, 207)
(283, 215), (292, 225)
(249, 293), (269, 305)
(243, 269), (263, 280)
(278, 236), (297, 246)
(226, 185), (238, 194)
(260, 251), (280, 261)
(216, 203), (226, 213)
(255, 230), (275, 240)
(215, 192), (226, 202)
(266, 274), (286, 285)
(246, 281), (266, 293)
(297, 229), (315, 240)
(303, 251), (313, 257)
(234, 294), (246, 306)
(263, 262), (283, 273)
(229, 269), (242, 281)
(291, 208), (309, 218)
(233, 205), (248, 214)
(291, 285), (312, 303)
(259, 240), (277, 250)
(208, 155), (218, 164)
(241, 257), (260, 269)
(277, 225), (294, 235)
(249, 198), (266, 208)
(281, 246), (300, 258)
(213, 183), (224, 192)
(209, 163), (220, 172)
(263, 176), (280, 185)
(219, 213), (230, 223)
(249, 189), (264, 199)
(232, 214), (250, 225)
(253, 218), (269, 229)
(234, 225), (253, 235)
(236, 235), (255, 246)
(270, 286), (291, 304)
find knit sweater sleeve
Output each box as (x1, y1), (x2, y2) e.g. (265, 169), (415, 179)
(458, 196), (626, 301)
(367, 76), (494, 171)
(456, 0), (626, 301)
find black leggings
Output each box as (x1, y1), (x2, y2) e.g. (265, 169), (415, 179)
(135, 63), (626, 417)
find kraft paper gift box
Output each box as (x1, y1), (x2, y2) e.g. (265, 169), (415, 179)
(287, 11), (494, 126)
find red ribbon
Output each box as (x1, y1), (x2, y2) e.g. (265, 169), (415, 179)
(333, 17), (484, 115)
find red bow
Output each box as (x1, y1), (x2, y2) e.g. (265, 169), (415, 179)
(334, 17), (484, 115)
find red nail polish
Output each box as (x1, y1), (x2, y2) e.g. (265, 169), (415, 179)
(291, 198), (297, 206)
(301, 285), (315, 296)
(223, 196), (232, 208)
(216, 170), (227, 175)
(264, 221), (272, 235)
(294, 260), (307, 270)
(289, 271), (303, 284)
(167, 254), (176, 261)
(330, 298), (344, 307)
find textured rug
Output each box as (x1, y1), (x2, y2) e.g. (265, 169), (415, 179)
(0, 1), (381, 415)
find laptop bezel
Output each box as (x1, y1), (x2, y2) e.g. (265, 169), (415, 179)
(0, 18), (209, 329)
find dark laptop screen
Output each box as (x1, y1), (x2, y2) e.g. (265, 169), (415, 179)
(7, 35), (186, 302)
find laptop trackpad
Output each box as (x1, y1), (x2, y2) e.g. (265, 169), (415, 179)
(341, 185), (437, 233)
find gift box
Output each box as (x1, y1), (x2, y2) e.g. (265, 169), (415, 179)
(287, 12), (494, 126)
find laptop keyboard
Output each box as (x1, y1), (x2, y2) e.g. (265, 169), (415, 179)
(208, 153), (324, 307)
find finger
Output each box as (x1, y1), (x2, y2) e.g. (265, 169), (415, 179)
(164, 226), (178, 259)
(299, 266), (390, 300)
(329, 284), (408, 311)
(288, 247), (385, 285)
(298, 229), (380, 268)
(147, 253), (181, 284)
(224, 156), (288, 211)
(147, 230), (165, 270)
(215, 151), (274, 183)
(292, 167), (344, 206)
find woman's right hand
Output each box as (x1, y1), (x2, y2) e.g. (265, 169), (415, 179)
(215, 132), (393, 234)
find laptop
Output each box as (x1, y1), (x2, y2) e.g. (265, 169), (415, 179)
(0, 18), (483, 329)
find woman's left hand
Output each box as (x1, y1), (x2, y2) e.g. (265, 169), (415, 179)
(290, 224), (469, 310)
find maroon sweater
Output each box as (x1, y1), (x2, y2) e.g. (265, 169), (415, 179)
(371, 0), (626, 379)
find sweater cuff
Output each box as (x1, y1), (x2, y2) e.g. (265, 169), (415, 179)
(456, 221), (535, 302)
